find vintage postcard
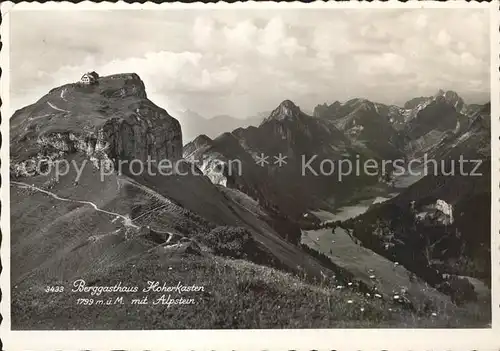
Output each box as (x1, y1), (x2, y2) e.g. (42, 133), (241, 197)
(1, 1), (498, 350)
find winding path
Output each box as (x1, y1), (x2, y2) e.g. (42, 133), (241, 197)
(11, 181), (138, 228)
(47, 101), (69, 113)
(28, 113), (52, 122)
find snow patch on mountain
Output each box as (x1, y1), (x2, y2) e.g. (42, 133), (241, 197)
(416, 199), (454, 225)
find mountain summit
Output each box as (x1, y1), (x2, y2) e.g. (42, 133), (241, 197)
(266, 99), (302, 121)
(11, 73), (182, 175)
(434, 89), (465, 111)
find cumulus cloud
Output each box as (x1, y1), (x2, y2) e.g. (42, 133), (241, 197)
(192, 16), (216, 50)
(312, 21), (353, 56)
(10, 8), (490, 118)
(220, 16), (306, 59)
(358, 53), (407, 76)
(435, 30), (452, 47)
(223, 20), (259, 53)
(257, 17), (306, 58)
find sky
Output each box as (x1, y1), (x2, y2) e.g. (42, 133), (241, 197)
(10, 8), (490, 119)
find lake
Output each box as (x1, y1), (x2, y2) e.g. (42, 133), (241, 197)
(311, 193), (398, 224)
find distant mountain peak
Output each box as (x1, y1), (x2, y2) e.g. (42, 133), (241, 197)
(183, 133), (214, 158)
(435, 89), (460, 99)
(435, 89), (446, 97)
(279, 99), (299, 108)
(434, 89), (464, 111)
(193, 134), (213, 145)
(356, 100), (376, 112)
(268, 99), (302, 121)
(181, 109), (205, 120)
(404, 96), (430, 110)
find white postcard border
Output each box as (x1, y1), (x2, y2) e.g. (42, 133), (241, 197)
(1, 1), (498, 350)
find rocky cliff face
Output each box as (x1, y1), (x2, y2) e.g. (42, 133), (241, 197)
(10, 73), (182, 177)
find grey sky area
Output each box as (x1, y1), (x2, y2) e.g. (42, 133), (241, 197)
(10, 9), (490, 119)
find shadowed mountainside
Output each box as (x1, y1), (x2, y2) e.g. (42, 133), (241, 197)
(184, 99), (395, 221)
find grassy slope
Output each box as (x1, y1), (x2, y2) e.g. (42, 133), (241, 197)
(130, 164), (337, 281)
(303, 228), (454, 312)
(12, 250), (470, 330)
(11, 153), (485, 329)
(9, 153), (354, 327)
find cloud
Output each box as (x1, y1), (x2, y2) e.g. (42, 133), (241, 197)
(223, 20), (259, 53)
(257, 17), (306, 58)
(415, 14), (428, 29)
(435, 30), (452, 47)
(312, 21), (353, 56)
(10, 8), (490, 118)
(358, 53), (407, 76)
(220, 16), (306, 59)
(192, 16), (216, 50)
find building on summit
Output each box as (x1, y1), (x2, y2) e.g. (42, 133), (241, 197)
(80, 71), (99, 85)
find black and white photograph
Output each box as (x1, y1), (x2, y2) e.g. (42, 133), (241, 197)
(1, 1), (498, 349)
